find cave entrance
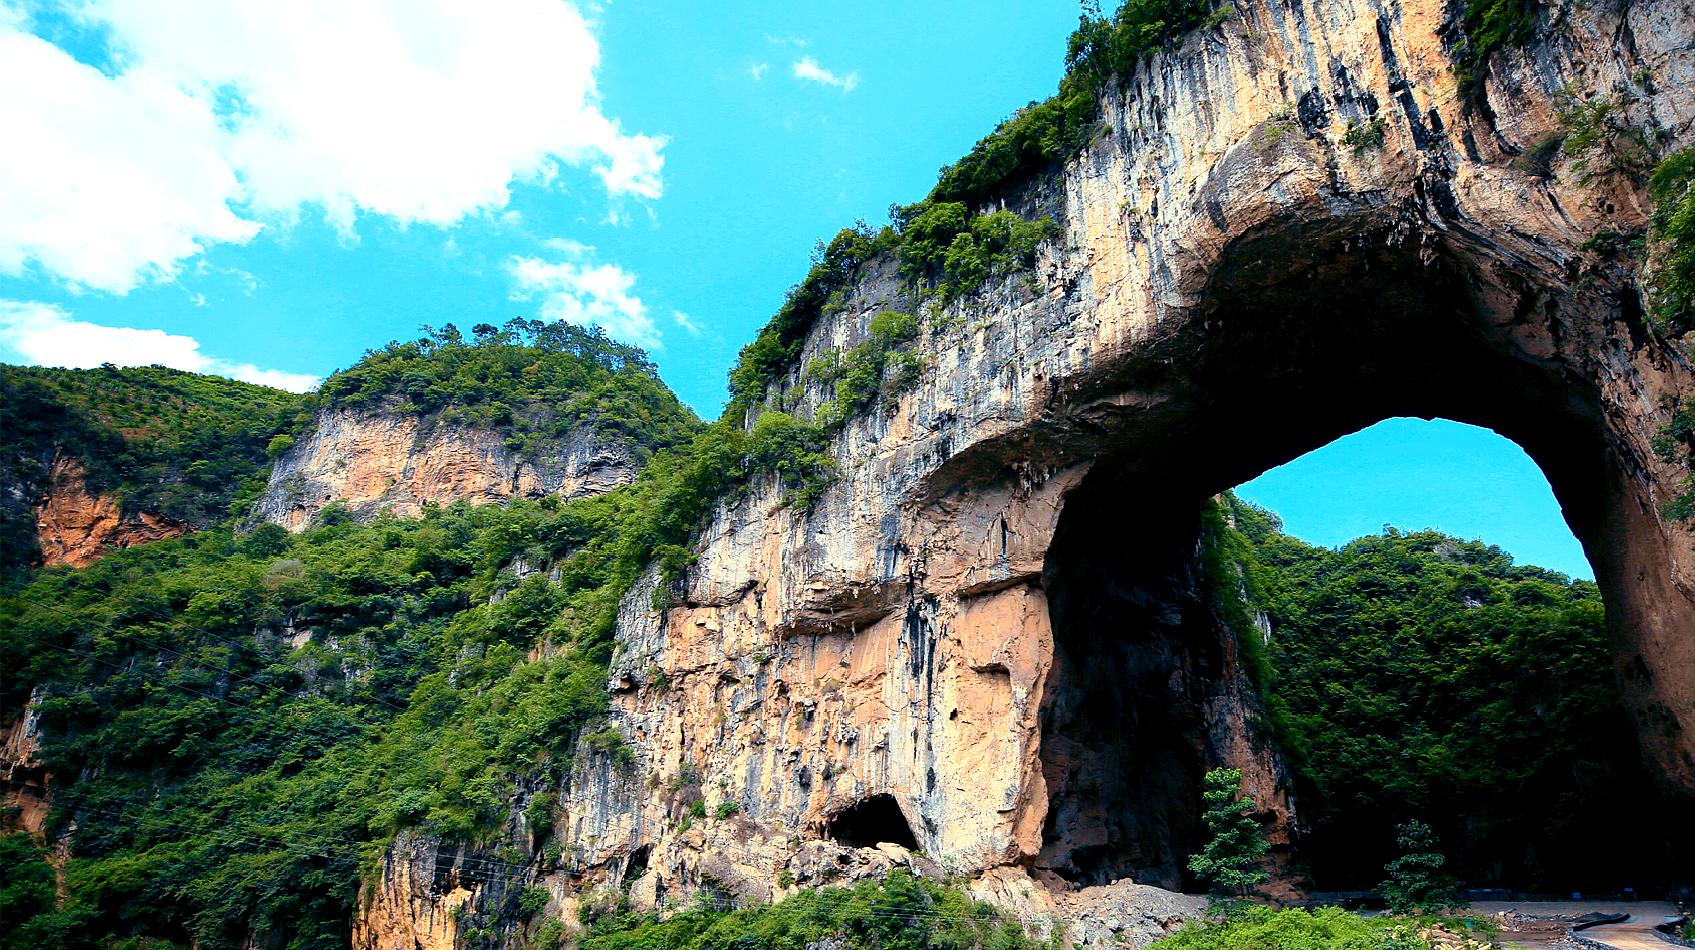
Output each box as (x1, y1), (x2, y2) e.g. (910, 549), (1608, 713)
(1029, 224), (1695, 896)
(824, 794), (920, 851)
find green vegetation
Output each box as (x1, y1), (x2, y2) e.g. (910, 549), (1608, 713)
(312, 319), (699, 458)
(932, 0), (1224, 208)
(0, 312), (934, 945)
(1555, 87), (1655, 186)
(578, 869), (1045, 950)
(2, 499), (620, 946)
(1221, 496), (1676, 889)
(1378, 821), (1463, 914)
(722, 210), (1051, 413)
(0, 365), (305, 582)
(1186, 768), (1270, 899)
(1648, 146), (1695, 335)
(1150, 905), (1478, 950)
(1342, 116), (1387, 154)
(1454, 0), (1539, 101)
(723, 0), (1229, 410)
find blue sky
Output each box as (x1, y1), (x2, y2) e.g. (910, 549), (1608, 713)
(0, 1), (1592, 578)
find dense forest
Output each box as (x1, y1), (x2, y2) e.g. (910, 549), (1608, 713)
(1221, 497), (1691, 892)
(303, 319), (701, 460)
(0, 365), (307, 583)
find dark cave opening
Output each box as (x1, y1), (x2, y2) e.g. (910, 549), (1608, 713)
(1029, 224), (1693, 897)
(825, 794), (921, 851)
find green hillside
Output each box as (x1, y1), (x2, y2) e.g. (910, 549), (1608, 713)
(0, 364), (306, 584)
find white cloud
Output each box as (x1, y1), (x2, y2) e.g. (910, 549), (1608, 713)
(792, 56), (858, 92)
(671, 310), (703, 337)
(0, 299), (322, 391)
(763, 34), (809, 48)
(0, 28), (260, 294)
(0, 0), (666, 292)
(748, 62), (769, 80)
(508, 242), (661, 350)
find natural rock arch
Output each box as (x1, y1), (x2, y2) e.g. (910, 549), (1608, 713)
(560, 0), (1694, 915)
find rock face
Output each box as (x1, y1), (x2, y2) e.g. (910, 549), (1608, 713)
(353, 834), (480, 950)
(2, 690), (51, 838)
(253, 405), (642, 530)
(361, 0), (1695, 942)
(34, 455), (187, 568)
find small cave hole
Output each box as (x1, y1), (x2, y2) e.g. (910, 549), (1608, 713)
(623, 844), (651, 882)
(823, 794), (919, 851)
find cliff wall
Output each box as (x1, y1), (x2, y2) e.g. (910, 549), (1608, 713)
(576, 0), (1690, 922)
(254, 406), (642, 530)
(33, 455), (188, 568)
(358, 0), (1695, 942)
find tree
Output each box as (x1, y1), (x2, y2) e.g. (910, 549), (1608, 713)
(1187, 768), (1270, 898)
(1378, 820), (1464, 914)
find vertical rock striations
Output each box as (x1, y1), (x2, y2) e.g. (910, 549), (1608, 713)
(511, 0), (1695, 940)
(253, 404), (643, 530)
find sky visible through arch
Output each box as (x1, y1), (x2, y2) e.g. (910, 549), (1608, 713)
(1236, 418), (1594, 580)
(0, 2), (1590, 578)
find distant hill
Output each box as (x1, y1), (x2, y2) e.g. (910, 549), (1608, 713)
(0, 364), (305, 583)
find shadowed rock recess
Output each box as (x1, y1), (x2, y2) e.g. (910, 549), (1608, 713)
(465, 0), (1695, 938)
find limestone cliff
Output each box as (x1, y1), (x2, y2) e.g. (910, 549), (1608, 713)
(253, 404), (642, 530)
(33, 454), (189, 568)
(357, 0), (1695, 942)
(2, 689), (51, 839)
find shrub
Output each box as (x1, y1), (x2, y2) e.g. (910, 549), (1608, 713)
(1379, 821), (1464, 914)
(1648, 146), (1695, 335)
(518, 886), (551, 919)
(579, 870), (1045, 950)
(1152, 905), (1439, 950)
(1187, 768), (1270, 898)
(1342, 116), (1387, 153)
(714, 801), (741, 820)
(1454, 0), (1539, 101)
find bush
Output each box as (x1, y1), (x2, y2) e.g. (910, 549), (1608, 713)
(1378, 821), (1464, 914)
(580, 870), (1044, 950)
(1151, 905), (1439, 950)
(1454, 0), (1539, 101)
(518, 886), (551, 919)
(1187, 768), (1270, 898)
(1649, 147), (1695, 335)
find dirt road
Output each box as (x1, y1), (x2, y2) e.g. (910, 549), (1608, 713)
(1579, 905), (1683, 950)
(1473, 901), (1682, 950)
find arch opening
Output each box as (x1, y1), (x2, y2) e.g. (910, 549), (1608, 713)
(1027, 224), (1694, 896)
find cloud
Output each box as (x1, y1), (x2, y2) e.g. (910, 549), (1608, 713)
(671, 310), (703, 337)
(0, 0), (666, 292)
(763, 34), (809, 48)
(0, 299), (322, 391)
(507, 241), (662, 350)
(791, 56), (858, 92)
(748, 62), (769, 80)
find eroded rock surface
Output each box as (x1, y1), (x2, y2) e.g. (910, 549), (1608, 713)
(254, 405), (642, 530)
(362, 0), (1695, 942)
(34, 455), (188, 567)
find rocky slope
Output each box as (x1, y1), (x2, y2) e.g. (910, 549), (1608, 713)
(345, 0), (1695, 943)
(0, 365), (301, 576)
(253, 404), (643, 530)
(32, 454), (189, 568)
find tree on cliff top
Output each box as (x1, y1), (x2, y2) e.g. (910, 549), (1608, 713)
(1188, 767), (1270, 899)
